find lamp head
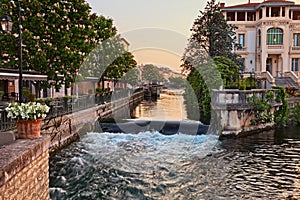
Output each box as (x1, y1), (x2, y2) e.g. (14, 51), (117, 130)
(1, 15), (13, 33)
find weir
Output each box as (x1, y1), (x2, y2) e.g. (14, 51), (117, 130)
(98, 120), (209, 135)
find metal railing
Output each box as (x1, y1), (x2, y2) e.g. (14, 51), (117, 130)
(0, 88), (143, 132)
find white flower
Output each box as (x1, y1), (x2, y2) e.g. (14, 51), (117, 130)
(6, 102), (50, 120)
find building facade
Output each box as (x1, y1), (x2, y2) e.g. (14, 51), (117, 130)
(221, 0), (300, 86)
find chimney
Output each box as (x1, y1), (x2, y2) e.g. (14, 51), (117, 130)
(220, 3), (225, 8)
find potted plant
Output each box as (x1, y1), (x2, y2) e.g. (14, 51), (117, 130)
(5, 102), (50, 139)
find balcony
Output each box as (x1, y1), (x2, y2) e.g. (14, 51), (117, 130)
(267, 45), (283, 49)
(290, 46), (300, 53)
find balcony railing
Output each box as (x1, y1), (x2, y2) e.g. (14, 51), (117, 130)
(290, 46), (300, 52)
(211, 89), (281, 110)
(267, 45), (283, 49)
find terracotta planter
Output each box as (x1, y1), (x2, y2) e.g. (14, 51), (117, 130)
(16, 119), (42, 139)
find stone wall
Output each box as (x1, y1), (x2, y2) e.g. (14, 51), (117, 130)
(0, 136), (50, 200)
(212, 89), (282, 137)
(43, 91), (144, 152)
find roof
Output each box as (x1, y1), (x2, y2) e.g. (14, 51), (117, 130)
(0, 72), (48, 81)
(221, 0), (296, 11)
(223, 3), (260, 9)
(0, 68), (48, 81)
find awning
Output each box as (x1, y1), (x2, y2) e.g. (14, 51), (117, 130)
(0, 72), (48, 81)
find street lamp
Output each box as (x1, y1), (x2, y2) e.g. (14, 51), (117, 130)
(1, 1), (23, 103)
(0, 15), (13, 33)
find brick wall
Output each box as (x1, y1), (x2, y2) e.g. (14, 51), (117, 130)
(0, 136), (50, 200)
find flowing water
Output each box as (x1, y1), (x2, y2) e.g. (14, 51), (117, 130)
(50, 91), (300, 199)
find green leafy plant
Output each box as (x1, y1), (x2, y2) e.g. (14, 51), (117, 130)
(23, 87), (35, 102)
(247, 91), (274, 125)
(272, 86), (289, 127)
(64, 95), (72, 100)
(35, 98), (45, 103)
(290, 104), (300, 126)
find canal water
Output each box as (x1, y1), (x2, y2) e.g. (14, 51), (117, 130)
(50, 91), (300, 199)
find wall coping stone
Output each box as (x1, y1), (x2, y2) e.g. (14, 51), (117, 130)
(0, 136), (50, 187)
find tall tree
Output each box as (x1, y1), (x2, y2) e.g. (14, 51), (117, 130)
(184, 56), (239, 124)
(79, 34), (137, 89)
(181, 0), (241, 125)
(0, 0), (98, 89)
(181, 0), (241, 72)
(0, 0), (131, 92)
(120, 67), (139, 88)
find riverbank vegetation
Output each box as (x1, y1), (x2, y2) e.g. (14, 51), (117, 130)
(181, 0), (242, 124)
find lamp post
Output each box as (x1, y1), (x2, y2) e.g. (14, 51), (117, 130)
(1, 0), (23, 103)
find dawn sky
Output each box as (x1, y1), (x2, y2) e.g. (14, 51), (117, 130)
(85, 0), (263, 72)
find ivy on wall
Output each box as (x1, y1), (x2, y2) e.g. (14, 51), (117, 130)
(272, 86), (289, 127)
(247, 91), (274, 125)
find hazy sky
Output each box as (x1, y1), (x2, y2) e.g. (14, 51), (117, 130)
(85, 0), (262, 72)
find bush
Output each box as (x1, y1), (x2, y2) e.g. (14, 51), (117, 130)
(23, 87), (35, 102)
(290, 104), (300, 126)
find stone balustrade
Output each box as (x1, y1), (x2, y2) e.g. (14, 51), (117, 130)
(211, 89), (282, 137)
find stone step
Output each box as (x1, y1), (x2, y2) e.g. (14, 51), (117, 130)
(275, 77), (299, 88)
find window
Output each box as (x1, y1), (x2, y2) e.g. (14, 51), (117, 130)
(227, 12), (235, 21)
(292, 58), (299, 71)
(238, 34), (245, 47)
(282, 7), (285, 17)
(271, 7), (280, 17)
(294, 33), (300, 46)
(267, 28), (283, 45)
(247, 12), (256, 21)
(237, 12), (245, 21)
(293, 11), (300, 20)
(259, 9), (262, 19)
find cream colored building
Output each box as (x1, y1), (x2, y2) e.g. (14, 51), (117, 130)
(221, 0), (300, 87)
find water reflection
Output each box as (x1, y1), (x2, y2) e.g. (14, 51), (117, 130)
(132, 90), (187, 120)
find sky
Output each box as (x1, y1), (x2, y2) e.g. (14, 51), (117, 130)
(86, 0), (262, 72)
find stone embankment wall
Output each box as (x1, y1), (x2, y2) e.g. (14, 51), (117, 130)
(0, 136), (50, 200)
(43, 91), (144, 152)
(0, 92), (143, 200)
(212, 89), (282, 137)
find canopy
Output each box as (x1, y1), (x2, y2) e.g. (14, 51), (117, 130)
(0, 72), (48, 81)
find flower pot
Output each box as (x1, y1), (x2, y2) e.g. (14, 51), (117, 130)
(16, 119), (42, 139)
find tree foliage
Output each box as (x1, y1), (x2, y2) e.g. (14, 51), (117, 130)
(0, 0), (136, 90)
(181, 0), (241, 72)
(182, 0), (241, 124)
(184, 56), (239, 124)
(79, 35), (137, 88)
(168, 76), (186, 89)
(141, 64), (165, 83)
(121, 67), (139, 87)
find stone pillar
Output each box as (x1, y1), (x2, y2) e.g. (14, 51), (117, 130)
(0, 136), (51, 200)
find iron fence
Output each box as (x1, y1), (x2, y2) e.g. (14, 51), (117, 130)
(0, 89), (142, 132)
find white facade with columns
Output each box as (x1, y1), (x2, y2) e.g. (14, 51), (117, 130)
(221, 0), (300, 85)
